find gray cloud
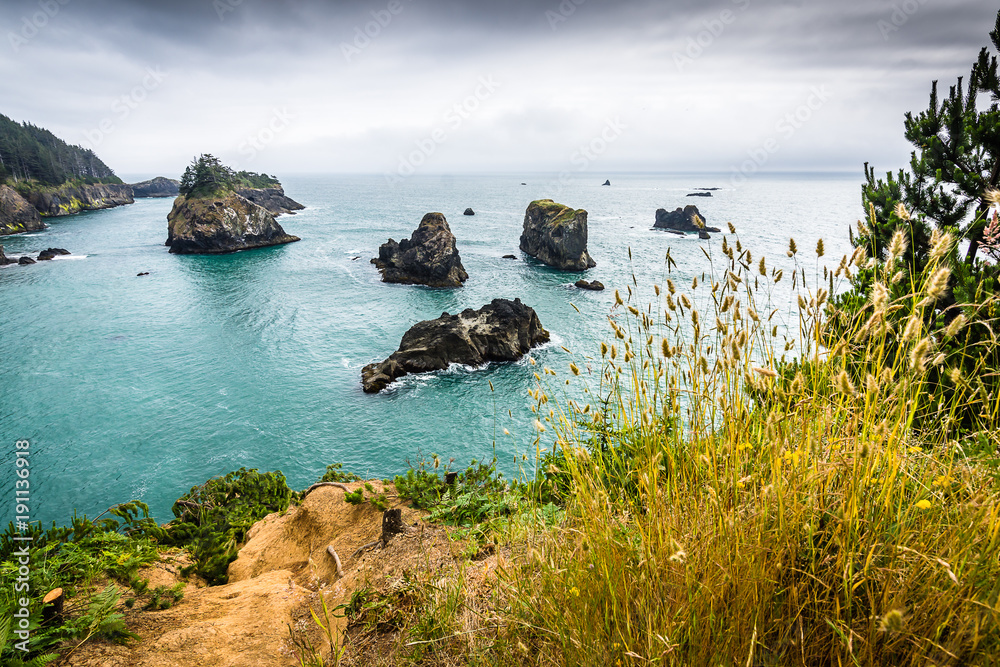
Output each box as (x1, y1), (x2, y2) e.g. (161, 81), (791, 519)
(0, 0), (994, 178)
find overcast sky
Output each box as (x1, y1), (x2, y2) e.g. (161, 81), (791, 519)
(0, 0), (995, 180)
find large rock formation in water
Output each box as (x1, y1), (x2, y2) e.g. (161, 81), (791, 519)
(653, 205), (721, 233)
(372, 212), (468, 288)
(23, 183), (133, 217)
(236, 187), (304, 216)
(361, 298), (549, 393)
(131, 177), (180, 198)
(519, 199), (596, 271)
(166, 192), (300, 254)
(0, 185), (44, 236)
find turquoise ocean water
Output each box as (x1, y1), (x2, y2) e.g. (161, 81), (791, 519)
(1, 172), (862, 525)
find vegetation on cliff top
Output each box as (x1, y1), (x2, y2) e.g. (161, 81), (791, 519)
(0, 113), (122, 187)
(178, 153), (280, 199)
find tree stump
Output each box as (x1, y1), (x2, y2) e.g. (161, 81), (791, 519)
(42, 588), (64, 625)
(381, 508), (406, 545)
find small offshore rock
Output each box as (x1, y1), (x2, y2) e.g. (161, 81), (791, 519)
(686, 192), (712, 197)
(0, 245), (13, 265)
(18, 255), (35, 265)
(653, 205), (721, 233)
(37, 248), (70, 261)
(137, 271), (150, 276)
(602, 179), (611, 186)
(502, 254), (517, 260)
(575, 279), (605, 291)
(699, 230), (711, 240)
(361, 298), (549, 393)
(373, 212), (468, 288)
(464, 208), (475, 216)
(519, 199), (596, 271)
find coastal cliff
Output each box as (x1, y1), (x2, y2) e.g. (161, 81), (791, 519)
(0, 184), (45, 235)
(23, 182), (134, 217)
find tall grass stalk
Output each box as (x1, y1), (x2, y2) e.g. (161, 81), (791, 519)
(504, 229), (1000, 666)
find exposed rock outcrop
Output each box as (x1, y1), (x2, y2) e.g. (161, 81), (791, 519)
(236, 187), (304, 216)
(0, 245), (12, 265)
(653, 205), (721, 233)
(37, 248), (70, 261)
(24, 183), (133, 217)
(0, 185), (45, 236)
(18, 255), (35, 265)
(372, 212), (468, 288)
(464, 208), (475, 216)
(130, 177), (180, 198)
(602, 180), (611, 186)
(361, 298), (549, 393)
(575, 279), (605, 291)
(686, 192), (712, 197)
(166, 192), (300, 254)
(519, 199), (596, 271)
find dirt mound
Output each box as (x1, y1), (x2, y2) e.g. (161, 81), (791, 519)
(61, 483), (471, 667)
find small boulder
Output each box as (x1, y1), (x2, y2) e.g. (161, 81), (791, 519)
(372, 213), (468, 288)
(361, 298), (549, 393)
(602, 180), (611, 186)
(18, 255), (35, 265)
(502, 254), (517, 260)
(699, 230), (711, 240)
(519, 199), (596, 271)
(464, 208), (475, 216)
(575, 279), (605, 291)
(137, 272), (150, 276)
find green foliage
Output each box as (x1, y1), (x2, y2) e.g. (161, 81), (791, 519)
(151, 467), (295, 585)
(0, 113), (122, 186)
(178, 153), (235, 198)
(178, 154), (280, 198)
(317, 463), (361, 484)
(0, 506), (157, 664)
(838, 12), (1000, 435)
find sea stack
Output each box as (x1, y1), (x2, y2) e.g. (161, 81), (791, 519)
(130, 177), (180, 198)
(372, 212), (468, 288)
(519, 199), (596, 271)
(166, 193), (299, 254)
(653, 205), (721, 233)
(361, 298), (549, 393)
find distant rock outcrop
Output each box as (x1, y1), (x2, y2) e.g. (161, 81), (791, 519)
(464, 208), (475, 216)
(654, 205), (721, 233)
(686, 192), (712, 197)
(0, 185), (45, 236)
(361, 298), (549, 393)
(575, 279), (605, 291)
(519, 199), (596, 271)
(236, 187), (304, 216)
(131, 177), (180, 198)
(24, 183), (133, 217)
(602, 180), (611, 186)
(166, 192), (300, 254)
(372, 212), (468, 288)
